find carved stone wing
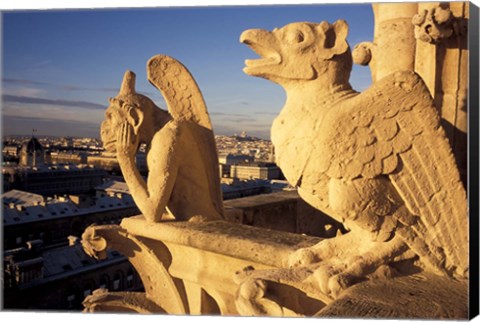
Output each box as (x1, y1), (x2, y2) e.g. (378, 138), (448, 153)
(316, 71), (468, 277)
(147, 55), (212, 129)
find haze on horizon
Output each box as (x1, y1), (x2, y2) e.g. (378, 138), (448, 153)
(1, 4), (373, 140)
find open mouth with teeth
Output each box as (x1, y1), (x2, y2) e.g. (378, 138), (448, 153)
(240, 29), (281, 75)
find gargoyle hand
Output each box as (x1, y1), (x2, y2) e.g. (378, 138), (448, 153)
(116, 121), (139, 158)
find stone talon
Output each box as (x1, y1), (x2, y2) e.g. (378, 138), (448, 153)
(288, 248), (317, 268)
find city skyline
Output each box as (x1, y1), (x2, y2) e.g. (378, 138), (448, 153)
(2, 3), (374, 139)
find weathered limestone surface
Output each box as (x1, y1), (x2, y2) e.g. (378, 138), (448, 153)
(100, 55), (223, 223)
(121, 215), (320, 268)
(241, 2), (468, 301)
(82, 217), (467, 318)
(413, 2), (469, 185)
(354, 2), (469, 185)
(82, 217), (329, 315)
(317, 272), (468, 319)
(353, 3), (418, 81)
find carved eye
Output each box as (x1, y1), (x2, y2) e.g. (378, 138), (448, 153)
(295, 31), (305, 43)
(105, 110), (112, 120)
(287, 30), (305, 44)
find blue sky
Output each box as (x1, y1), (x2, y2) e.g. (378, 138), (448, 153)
(2, 4), (374, 139)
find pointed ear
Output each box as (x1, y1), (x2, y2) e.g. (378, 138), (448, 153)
(332, 20), (349, 48)
(127, 106), (144, 133)
(316, 20), (350, 59)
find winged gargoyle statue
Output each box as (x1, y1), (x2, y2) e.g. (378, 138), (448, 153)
(99, 55), (224, 223)
(240, 20), (468, 298)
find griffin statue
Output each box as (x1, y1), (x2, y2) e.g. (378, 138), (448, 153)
(240, 20), (468, 298)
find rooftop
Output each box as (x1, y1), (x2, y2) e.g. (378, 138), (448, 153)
(2, 190), (45, 207)
(95, 180), (130, 195)
(2, 188), (136, 226)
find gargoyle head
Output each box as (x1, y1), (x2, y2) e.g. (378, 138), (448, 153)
(100, 71), (159, 152)
(240, 20), (351, 86)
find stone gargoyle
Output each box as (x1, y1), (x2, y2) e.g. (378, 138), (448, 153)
(240, 20), (468, 298)
(100, 55), (224, 223)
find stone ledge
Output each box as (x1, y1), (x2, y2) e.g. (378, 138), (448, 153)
(120, 215), (321, 268)
(317, 273), (468, 319)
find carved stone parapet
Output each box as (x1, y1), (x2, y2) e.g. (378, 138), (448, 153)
(81, 216), (329, 315)
(233, 265), (330, 317)
(81, 222), (188, 314)
(83, 289), (164, 313)
(81, 216), (468, 318)
(412, 5), (467, 44)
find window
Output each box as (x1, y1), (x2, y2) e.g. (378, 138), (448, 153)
(127, 272), (134, 288)
(113, 272), (122, 290)
(113, 279), (120, 290)
(66, 294), (75, 308)
(99, 275), (109, 290)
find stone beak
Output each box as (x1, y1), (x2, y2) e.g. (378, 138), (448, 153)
(240, 29), (281, 76)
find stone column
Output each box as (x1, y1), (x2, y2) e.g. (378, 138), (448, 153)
(352, 3), (418, 82)
(413, 2), (469, 186)
(353, 2), (469, 186)
(371, 3), (419, 81)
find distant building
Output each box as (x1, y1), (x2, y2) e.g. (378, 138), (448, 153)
(230, 162), (282, 180)
(223, 190), (345, 238)
(95, 180), (130, 197)
(50, 151), (87, 164)
(3, 237), (142, 310)
(218, 153), (255, 165)
(2, 164), (107, 197)
(2, 185), (138, 250)
(19, 137), (45, 167)
(2, 182), (142, 311)
(2, 144), (20, 158)
(221, 179), (272, 200)
(87, 152), (147, 175)
(87, 153), (119, 172)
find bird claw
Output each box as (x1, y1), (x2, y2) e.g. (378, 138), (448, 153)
(313, 263), (353, 299)
(288, 247), (318, 268)
(289, 247), (353, 298)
